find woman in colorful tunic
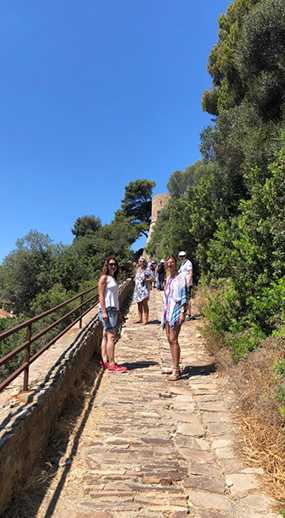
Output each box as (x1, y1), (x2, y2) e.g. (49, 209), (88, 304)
(133, 256), (153, 325)
(161, 254), (187, 381)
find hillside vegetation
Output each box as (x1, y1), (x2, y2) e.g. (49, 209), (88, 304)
(0, 179), (155, 381)
(147, 0), (285, 502)
(147, 0), (285, 359)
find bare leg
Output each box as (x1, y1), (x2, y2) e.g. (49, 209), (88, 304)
(106, 328), (117, 365)
(187, 298), (191, 316)
(186, 288), (192, 317)
(142, 298), (149, 324)
(135, 302), (143, 323)
(165, 322), (181, 368)
(101, 329), (108, 363)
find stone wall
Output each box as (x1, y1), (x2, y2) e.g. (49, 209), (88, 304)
(0, 278), (134, 516)
(144, 193), (171, 260)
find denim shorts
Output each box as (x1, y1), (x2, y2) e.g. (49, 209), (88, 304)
(98, 307), (118, 331)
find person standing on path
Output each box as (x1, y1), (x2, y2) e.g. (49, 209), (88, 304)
(156, 259), (166, 290)
(161, 254), (187, 381)
(98, 256), (127, 372)
(133, 256), (153, 325)
(178, 251), (193, 320)
(150, 261), (157, 288)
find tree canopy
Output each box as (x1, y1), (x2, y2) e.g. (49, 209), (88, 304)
(167, 161), (205, 197)
(71, 215), (102, 239)
(202, 0), (262, 115)
(147, 0), (285, 359)
(0, 179), (155, 317)
(115, 179), (156, 238)
(0, 230), (62, 314)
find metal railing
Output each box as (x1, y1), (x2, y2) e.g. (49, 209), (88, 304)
(0, 285), (99, 393)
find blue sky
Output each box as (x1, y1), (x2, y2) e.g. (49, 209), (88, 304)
(0, 0), (230, 263)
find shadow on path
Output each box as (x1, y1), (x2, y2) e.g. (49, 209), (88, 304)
(42, 369), (104, 518)
(121, 360), (159, 371)
(181, 362), (215, 380)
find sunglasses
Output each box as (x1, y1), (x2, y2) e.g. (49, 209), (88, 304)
(108, 263), (117, 266)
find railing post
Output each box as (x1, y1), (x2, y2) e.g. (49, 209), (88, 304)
(0, 283), (100, 392)
(23, 323), (32, 391)
(79, 294), (83, 328)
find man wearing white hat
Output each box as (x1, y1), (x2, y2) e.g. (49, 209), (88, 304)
(178, 251), (193, 320)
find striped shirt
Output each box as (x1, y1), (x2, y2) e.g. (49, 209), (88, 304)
(162, 273), (187, 330)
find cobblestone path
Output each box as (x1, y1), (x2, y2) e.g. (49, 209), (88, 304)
(35, 290), (279, 518)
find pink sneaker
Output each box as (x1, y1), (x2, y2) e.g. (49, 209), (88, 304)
(100, 361), (110, 369)
(107, 364), (127, 372)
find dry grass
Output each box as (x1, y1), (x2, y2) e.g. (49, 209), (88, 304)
(231, 340), (285, 503)
(3, 463), (56, 518)
(238, 413), (285, 501)
(189, 284), (285, 503)
(195, 282), (285, 504)
(214, 337), (285, 504)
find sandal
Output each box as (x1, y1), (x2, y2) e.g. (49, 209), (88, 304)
(167, 367), (181, 381)
(161, 367), (173, 374)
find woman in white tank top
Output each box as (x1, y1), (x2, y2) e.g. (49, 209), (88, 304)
(98, 256), (127, 373)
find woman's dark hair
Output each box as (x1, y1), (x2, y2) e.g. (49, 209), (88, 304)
(165, 254), (177, 267)
(101, 256), (120, 280)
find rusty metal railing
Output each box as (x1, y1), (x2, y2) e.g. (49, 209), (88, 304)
(0, 284), (99, 393)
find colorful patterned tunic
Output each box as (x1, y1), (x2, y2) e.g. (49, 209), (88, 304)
(162, 273), (187, 330)
(133, 266), (152, 303)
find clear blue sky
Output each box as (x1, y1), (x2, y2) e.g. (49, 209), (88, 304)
(0, 0), (229, 263)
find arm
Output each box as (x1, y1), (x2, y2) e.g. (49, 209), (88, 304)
(179, 277), (187, 324)
(179, 303), (187, 324)
(133, 263), (138, 278)
(143, 268), (153, 284)
(98, 275), (108, 322)
(118, 309), (124, 325)
(187, 269), (193, 289)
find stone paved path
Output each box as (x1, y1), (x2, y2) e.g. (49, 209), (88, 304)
(35, 290), (279, 518)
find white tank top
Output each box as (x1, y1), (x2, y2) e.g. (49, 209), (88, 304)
(99, 275), (119, 309)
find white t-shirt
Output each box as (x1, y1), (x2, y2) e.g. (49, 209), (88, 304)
(180, 259), (193, 286)
(99, 275), (119, 309)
